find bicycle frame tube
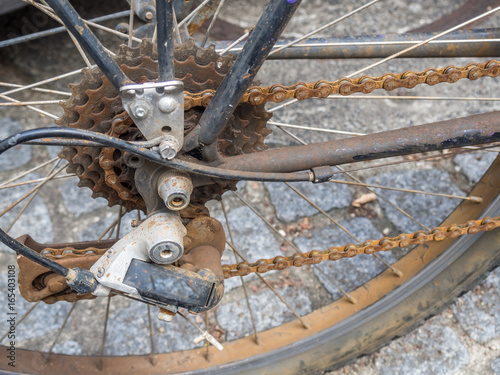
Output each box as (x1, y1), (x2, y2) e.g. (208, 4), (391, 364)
(212, 29), (500, 59)
(183, 0), (303, 151)
(156, 0), (175, 81)
(215, 111), (500, 173)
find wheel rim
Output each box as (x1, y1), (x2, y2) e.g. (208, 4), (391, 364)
(0, 1), (499, 373)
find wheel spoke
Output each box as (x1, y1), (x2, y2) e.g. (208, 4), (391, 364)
(146, 304), (157, 366)
(97, 296), (111, 370)
(5, 159), (63, 233)
(327, 179), (482, 202)
(127, 0), (135, 48)
(0, 93), (58, 119)
(23, 0), (92, 68)
(0, 163), (67, 218)
(97, 206), (125, 241)
(273, 124), (431, 231)
(231, 191), (357, 305)
(327, 95), (500, 102)
(200, 0), (227, 48)
(220, 31), (249, 55)
(0, 82), (70, 97)
(221, 200), (260, 345)
(203, 312), (211, 361)
(0, 175), (74, 191)
(0, 301), (40, 343)
(43, 301), (78, 362)
(221, 37), (500, 54)
(0, 11), (130, 49)
(269, 5), (500, 112)
(115, 205), (124, 239)
(1, 69), (85, 97)
(284, 182), (402, 281)
(0, 100), (61, 107)
(225, 241), (310, 329)
(346, 6), (500, 78)
(178, 0), (213, 28)
(0, 157), (59, 188)
(268, 120), (364, 136)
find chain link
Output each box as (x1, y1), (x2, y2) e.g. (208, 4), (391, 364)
(183, 59), (500, 110)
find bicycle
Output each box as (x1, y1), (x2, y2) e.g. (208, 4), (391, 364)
(0, 0), (499, 373)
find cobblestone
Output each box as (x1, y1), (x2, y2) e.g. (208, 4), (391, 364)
(216, 285), (312, 341)
(0, 0), (498, 373)
(454, 152), (497, 184)
(264, 180), (351, 223)
(374, 317), (470, 375)
(492, 357), (500, 375)
(366, 169), (464, 232)
(451, 269), (499, 345)
(295, 217), (395, 298)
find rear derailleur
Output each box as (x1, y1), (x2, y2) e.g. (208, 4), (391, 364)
(17, 78), (227, 346)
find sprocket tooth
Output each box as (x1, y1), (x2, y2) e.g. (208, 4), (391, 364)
(195, 43), (218, 66)
(174, 38), (196, 61)
(138, 38), (155, 57)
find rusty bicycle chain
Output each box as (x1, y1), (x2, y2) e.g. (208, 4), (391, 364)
(36, 216), (500, 279)
(42, 58), (500, 280)
(183, 59), (500, 110)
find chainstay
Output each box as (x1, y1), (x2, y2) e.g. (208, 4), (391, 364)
(183, 59), (500, 110)
(35, 216), (500, 279)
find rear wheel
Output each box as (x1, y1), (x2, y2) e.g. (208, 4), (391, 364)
(0, 0), (499, 373)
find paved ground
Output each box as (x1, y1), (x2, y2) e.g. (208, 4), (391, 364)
(0, 0), (498, 373)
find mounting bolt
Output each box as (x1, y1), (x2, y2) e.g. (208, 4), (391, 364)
(159, 137), (180, 160)
(97, 267), (105, 278)
(158, 308), (176, 323)
(145, 11), (154, 20)
(149, 241), (182, 264)
(158, 97), (177, 113)
(130, 100), (150, 119)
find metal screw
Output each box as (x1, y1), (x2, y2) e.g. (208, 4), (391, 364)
(130, 100), (150, 119)
(97, 267), (105, 278)
(159, 138), (180, 160)
(158, 311), (175, 323)
(158, 97), (177, 113)
(145, 11), (154, 20)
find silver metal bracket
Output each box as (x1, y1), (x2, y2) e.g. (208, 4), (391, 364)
(120, 80), (184, 159)
(89, 210), (186, 297)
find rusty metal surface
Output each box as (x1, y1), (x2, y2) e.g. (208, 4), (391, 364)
(16, 206), (226, 304)
(183, 59), (500, 109)
(221, 216), (500, 278)
(212, 29), (500, 60)
(16, 235), (116, 304)
(218, 111), (500, 173)
(58, 39), (271, 212)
